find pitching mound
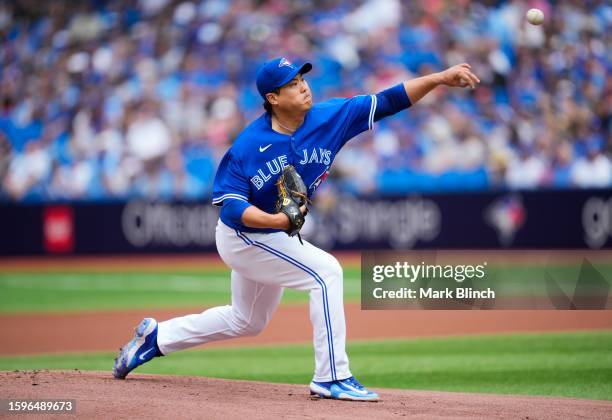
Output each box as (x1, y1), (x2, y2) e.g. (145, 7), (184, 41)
(1, 371), (611, 419)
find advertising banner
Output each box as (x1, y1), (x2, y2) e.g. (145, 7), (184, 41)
(1, 189), (611, 255)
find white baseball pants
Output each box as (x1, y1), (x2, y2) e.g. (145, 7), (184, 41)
(156, 219), (352, 382)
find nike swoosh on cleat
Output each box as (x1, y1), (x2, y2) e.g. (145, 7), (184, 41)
(139, 347), (155, 361)
(259, 144), (272, 152)
(342, 384), (368, 395)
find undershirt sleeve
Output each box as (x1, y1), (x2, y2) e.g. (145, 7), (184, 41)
(219, 198), (251, 225)
(373, 83), (411, 122)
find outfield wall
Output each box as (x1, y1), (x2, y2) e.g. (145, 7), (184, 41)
(2, 189), (612, 255)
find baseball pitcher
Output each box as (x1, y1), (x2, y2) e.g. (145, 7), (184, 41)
(113, 57), (479, 401)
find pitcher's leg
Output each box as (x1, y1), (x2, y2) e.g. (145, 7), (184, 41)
(236, 231), (351, 382)
(306, 253), (350, 382)
(157, 271), (283, 354)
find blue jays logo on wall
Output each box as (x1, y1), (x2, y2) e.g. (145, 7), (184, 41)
(485, 194), (526, 247)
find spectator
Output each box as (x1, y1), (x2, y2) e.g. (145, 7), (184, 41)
(0, 133), (11, 185)
(549, 140), (575, 187)
(3, 140), (52, 200)
(505, 145), (547, 189)
(571, 141), (612, 188)
(0, 0), (609, 202)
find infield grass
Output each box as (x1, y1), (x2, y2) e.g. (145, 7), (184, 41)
(2, 263), (612, 313)
(1, 331), (611, 401)
(0, 267), (361, 313)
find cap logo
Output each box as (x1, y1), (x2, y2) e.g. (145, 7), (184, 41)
(278, 58), (294, 68)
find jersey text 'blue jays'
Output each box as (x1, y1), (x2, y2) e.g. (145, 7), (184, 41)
(212, 95), (377, 232)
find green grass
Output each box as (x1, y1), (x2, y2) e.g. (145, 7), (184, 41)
(485, 263), (612, 296)
(2, 262), (610, 313)
(1, 331), (611, 401)
(0, 267), (362, 313)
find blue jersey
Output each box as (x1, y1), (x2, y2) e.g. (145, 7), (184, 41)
(212, 94), (377, 232)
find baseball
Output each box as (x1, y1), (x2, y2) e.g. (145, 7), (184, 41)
(526, 8), (544, 25)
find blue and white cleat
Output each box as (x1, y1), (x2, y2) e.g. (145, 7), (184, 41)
(113, 318), (160, 379)
(309, 376), (379, 401)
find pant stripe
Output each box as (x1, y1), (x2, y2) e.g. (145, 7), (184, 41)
(235, 231), (337, 381)
(251, 240), (337, 381)
(235, 229), (251, 245)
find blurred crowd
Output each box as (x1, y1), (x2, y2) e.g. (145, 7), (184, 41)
(0, 0), (610, 202)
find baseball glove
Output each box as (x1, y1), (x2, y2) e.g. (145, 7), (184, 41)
(275, 165), (309, 242)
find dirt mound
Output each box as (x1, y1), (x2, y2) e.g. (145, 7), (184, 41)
(2, 306), (612, 356)
(1, 370), (610, 419)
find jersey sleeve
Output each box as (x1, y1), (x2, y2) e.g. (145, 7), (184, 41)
(341, 94), (378, 144)
(211, 150), (250, 207)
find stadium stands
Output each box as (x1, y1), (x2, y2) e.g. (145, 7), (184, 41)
(0, 0), (609, 202)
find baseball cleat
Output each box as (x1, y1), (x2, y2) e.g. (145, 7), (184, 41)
(309, 376), (379, 401)
(113, 318), (160, 379)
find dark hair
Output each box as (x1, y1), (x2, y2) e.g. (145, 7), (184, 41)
(263, 88), (280, 114)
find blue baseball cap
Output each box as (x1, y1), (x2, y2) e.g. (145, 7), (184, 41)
(256, 57), (312, 98)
